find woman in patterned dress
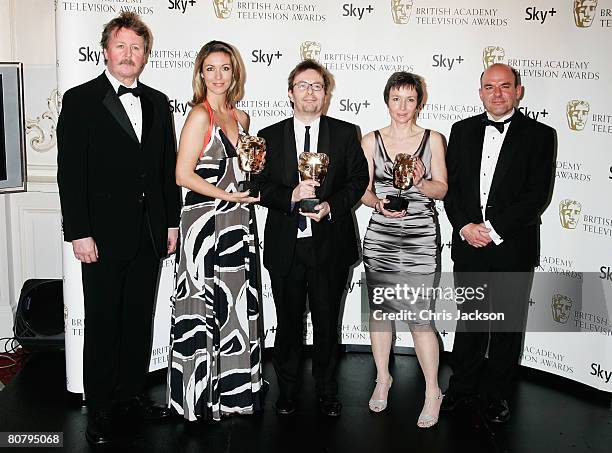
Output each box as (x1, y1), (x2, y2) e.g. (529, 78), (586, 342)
(361, 72), (448, 428)
(167, 40), (263, 421)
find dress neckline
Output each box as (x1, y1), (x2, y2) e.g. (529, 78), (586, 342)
(377, 129), (429, 163)
(204, 100), (241, 148)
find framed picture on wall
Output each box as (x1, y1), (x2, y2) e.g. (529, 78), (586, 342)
(0, 62), (26, 193)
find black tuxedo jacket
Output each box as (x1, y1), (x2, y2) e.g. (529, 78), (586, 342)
(444, 110), (556, 268)
(255, 116), (369, 275)
(57, 73), (181, 260)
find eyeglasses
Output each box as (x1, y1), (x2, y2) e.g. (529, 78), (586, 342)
(293, 81), (325, 92)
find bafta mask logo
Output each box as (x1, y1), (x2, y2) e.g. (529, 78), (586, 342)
(551, 294), (573, 324)
(391, 0), (414, 24)
(559, 199), (582, 230)
(212, 0), (233, 19)
(566, 100), (590, 131)
(482, 46), (505, 69)
(300, 41), (321, 61)
(574, 0), (598, 27)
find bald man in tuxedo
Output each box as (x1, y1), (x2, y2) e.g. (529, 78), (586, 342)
(443, 64), (555, 423)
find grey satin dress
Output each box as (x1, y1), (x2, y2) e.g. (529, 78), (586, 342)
(363, 129), (440, 327)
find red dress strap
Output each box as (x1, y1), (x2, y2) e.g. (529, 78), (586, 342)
(200, 100), (215, 158)
(231, 107), (239, 123)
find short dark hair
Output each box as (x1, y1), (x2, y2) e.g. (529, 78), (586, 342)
(287, 59), (333, 93)
(383, 72), (425, 107)
(100, 12), (153, 60)
(480, 64), (521, 86)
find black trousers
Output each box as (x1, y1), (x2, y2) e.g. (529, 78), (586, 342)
(81, 217), (160, 413)
(270, 237), (349, 400)
(448, 261), (533, 400)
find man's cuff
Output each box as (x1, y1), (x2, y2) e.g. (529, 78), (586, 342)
(459, 225), (468, 241)
(484, 220), (504, 245)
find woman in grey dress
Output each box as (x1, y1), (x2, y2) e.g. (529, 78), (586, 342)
(361, 72), (448, 428)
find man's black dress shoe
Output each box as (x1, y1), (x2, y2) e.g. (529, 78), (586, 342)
(115, 396), (171, 425)
(275, 399), (296, 416)
(138, 396), (172, 420)
(318, 397), (342, 417)
(440, 391), (468, 412)
(485, 398), (510, 423)
(85, 411), (113, 445)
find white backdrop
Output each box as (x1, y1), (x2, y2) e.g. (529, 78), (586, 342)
(56, 0), (612, 393)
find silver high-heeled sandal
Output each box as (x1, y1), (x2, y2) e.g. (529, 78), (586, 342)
(417, 391), (444, 428)
(368, 376), (393, 413)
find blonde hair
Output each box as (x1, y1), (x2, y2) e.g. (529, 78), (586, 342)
(190, 40), (245, 107)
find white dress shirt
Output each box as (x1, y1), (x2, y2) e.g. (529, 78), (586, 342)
(293, 116), (320, 239)
(479, 109), (515, 245)
(105, 70), (177, 236)
(105, 69), (142, 142)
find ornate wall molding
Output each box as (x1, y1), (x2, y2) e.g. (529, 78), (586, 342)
(25, 88), (61, 152)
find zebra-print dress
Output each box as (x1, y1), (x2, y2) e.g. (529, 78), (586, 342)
(167, 112), (263, 421)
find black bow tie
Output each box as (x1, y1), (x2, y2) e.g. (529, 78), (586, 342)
(118, 84), (142, 97)
(482, 115), (513, 133)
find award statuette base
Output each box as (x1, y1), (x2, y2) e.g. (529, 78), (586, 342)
(300, 198), (320, 213)
(238, 180), (259, 198)
(385, 195), (408, 212)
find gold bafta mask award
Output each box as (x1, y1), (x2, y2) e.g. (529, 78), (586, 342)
(236, 135), (266, 197)
(298, 152), (329, 213)
(386, 153), (415, 212)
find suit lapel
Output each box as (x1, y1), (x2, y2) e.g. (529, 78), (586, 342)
(283, 118), (298, 186)
(468, 114), (486, 201)
(102, 83), (139, 143)
(317, 115), (330, 156)
(488, 110), (524, 199)
(140, 88), (153, 145)
(317, 116), (331, 198)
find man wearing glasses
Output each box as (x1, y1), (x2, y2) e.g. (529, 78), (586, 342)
(255, 59), (368, 417)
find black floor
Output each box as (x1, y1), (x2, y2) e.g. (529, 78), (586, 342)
(1, 350), (611, 453)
